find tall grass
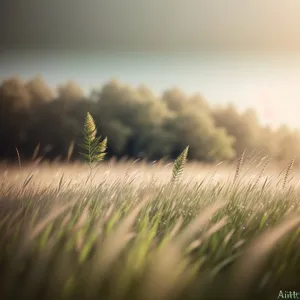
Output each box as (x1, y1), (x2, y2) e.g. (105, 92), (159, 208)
(0, 113), (299, 300)
(79, 112), (107, 184)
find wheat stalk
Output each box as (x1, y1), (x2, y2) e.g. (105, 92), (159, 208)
(79, 112), (108, 183)
(171, 146), (189, 184)
(283, 157), (295, 189)
(233, 150), (245, 185)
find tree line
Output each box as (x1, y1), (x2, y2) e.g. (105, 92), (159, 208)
(0, 75), (298, 164)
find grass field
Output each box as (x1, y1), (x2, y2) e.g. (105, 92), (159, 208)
(0, 157), (300, 300)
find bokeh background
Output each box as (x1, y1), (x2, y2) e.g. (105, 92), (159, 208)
(1, 0), (300, 164)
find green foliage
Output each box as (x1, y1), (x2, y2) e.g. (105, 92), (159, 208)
(1, 75), (300, 165)
(171, 146), (189, 183)
(1, 162), (300, 300)
(165, 109), (234, 162)
(80, 112), (107, 164)
(212, 105), (260, 157)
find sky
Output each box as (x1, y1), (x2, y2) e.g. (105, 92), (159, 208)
(1, 0), (300, 127)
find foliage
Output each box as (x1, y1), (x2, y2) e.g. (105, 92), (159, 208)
(0, 76), (300, 165)
(171, 146), (189, 184)
(57, 81), (84, 101)
(1, 158), (300, 300)
(79, 112), (107, 182)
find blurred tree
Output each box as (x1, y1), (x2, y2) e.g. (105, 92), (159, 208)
(26, 76), (53, 105)
(97, 119), (133, 157)
(212, 104), (260, 157)
(57, 81), (84, 101)
(188, 93), (210, 111)
(95, 80), (171, 158)
(0, 76), (30, 112)
(207, 127), (236, 161)
(273, 125), (300, 164)
(161, 87), (187, 112)
(0, 77), (31, 157)
(257, 125), (277, 158)
(165, 109), (235, 161)
(0, 75), (299, 165)
(25, 100), (83, 159)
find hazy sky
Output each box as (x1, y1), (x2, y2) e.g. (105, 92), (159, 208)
(1, 1), (300, 127)
(2, 0), (300, 52)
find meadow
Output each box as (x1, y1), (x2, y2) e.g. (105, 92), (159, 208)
(0, 156), (300, 300)
(1, 114), (300, 300)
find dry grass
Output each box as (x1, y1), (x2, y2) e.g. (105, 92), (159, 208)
(0, 159), (300, 300)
